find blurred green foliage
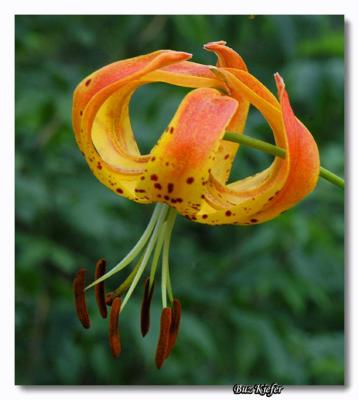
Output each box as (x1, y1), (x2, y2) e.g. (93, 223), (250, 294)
(15, 15), (344, 385)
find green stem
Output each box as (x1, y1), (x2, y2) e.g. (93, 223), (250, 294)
(223, 132), (344, 189)
(224, 132), (285, 158)
(319, 166), (345, 189)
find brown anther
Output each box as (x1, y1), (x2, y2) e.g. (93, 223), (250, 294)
(73, 268), (90, 329)
(140, 277), (155, 337)
(155, 307), (172, 369)
(109, 297), (122, 358)
(165, 299), (182, 359)
(94, 258), (107, 318)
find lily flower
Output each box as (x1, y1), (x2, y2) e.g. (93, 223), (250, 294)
(72, 41), (320, 369)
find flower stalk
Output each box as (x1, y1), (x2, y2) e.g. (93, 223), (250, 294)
(223, 132), (344, 189)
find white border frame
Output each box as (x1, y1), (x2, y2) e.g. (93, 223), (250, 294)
(2, 1), (356, 399)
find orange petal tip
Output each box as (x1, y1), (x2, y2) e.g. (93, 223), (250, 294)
(274, 72), (285, 93)
(203, 40), (227, 49)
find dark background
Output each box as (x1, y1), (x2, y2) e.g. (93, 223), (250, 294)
(15, 15), (344, 385)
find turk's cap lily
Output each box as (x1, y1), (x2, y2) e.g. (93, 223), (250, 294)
(73, 41), (320, 226)
(72, 42), (321, 370)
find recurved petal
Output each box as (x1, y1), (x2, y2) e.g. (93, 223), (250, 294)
(204, 41), (247, 71)
(134, 88), (238, 216)
(195, 72), (319, 225)
(73, 50), (192, 144)
(72, 50), (192, 202)
(142, 60), (222, 89)
(204, 42), (250, 184)
(190, 68), (286, 224)
(245, 73), (320, 222)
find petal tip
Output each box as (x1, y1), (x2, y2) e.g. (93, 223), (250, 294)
(274, 72), (285, 89)
(274, 72), (286, 99)
(176, 51), (192, 60)
(203, 40), (227, 50)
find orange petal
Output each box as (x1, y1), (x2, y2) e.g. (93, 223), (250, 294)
(72, 50), (192, 202)
(204, 42), (250, 184)
(191, 68), (286, 224)
(195, 72), (319, 225)
(73, 50), (191, 144)
(247, 73), (320, 222)
(143, 60), (222, 89)
(134, 88), (238, 215)
(204, 40), (247, 71)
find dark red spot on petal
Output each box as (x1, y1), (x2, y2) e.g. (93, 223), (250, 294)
(116, 188), (124, 194)
(202, 214), (208, 219)
(167, 183), (174, 193)
(170, 127), (174, 134)
(250, 218), (258, 223)
(150, 174), (158, 181)
(186, 177), (194, 184)
(225, 210), (232, 216)
(154, 183), (162, 190)
(164, 195), (170, 200)
(224, 154), (230, 160)
(85, 79), (91, 87)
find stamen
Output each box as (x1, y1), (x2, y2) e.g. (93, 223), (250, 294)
(161, 209), (177, 307)
(165, 299), (182, 358)
(149, 222), (167, 287)
(109, 297), (122, 358)
(95, 258), (107, 318)
(120, 205), (169, 312)
(155, 307), (172, 369)
(141, 277), (155, 337)
(73, 269), (90, 329)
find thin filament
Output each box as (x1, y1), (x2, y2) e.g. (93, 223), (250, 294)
(120, 205), (169, 312)
(86, 203), (164, 289)
(161, 208), (177, 307)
